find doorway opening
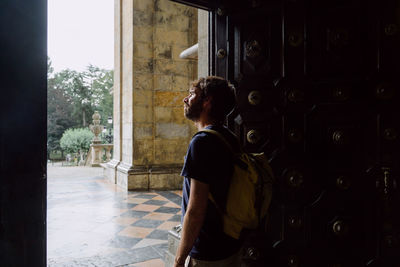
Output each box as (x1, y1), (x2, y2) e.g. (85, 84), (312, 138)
(47, 0), (204, 265)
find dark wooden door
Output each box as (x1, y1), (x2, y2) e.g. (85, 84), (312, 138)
(0, 0), (47, 266)
(208, 0), (399, 266)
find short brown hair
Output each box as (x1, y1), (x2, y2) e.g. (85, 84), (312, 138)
(192, 76), (236, 124)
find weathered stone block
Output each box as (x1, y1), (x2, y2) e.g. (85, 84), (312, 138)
(171, 15), (191, 32)
(155, 0), (193, 16)
(154, 59), (192, 77)
(130, 58), (154, 75)
(118, 168), (149, 191)
(133, 73), (153, 91)
(155, 13), (190, 32)
(150, 173), (183, 190)
(172, 75), (192, 92)
(155, 91), (186, 107)
(171, 107), (186, 124)
(133, 9), (154, 26)
(154, 28), (189, 46)
(154, 43), (173, 59)
(155, 107), (172, 122)
(133, 41), (153, 59)
(154, 74), (173, 91)
(156, 123), (189, 139)
(132, 26), (153, 42)
(133, 0), (154, 12)
(134, 123), (153, 140)
(133, 106), (153, 123)
(154, 139), (188, 164)
(128, 174), (149, 190)
(132, 58), (153, 74)
(133, 89), (152, 106)
(133, 140), (154, 165)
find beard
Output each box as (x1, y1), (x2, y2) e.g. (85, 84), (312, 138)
(184, 99), (203, 121)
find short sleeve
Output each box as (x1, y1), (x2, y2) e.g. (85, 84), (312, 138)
(180, 133), (225, 184)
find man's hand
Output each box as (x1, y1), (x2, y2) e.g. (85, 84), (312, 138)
(174, 255), (186, 267)
(174, 260), (185, 267)
(174, 179), (209, 267)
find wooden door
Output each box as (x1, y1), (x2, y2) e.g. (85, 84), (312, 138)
(209, 0), (399, 266)
(0, 0), (47, 266)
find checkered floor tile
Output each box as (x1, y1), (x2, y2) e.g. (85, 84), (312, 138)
(47, 170), (182, 267)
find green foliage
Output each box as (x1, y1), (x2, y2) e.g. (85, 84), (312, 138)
(47, 57), (113, 154)
(47, 59), (75, 152)
(84, 65), (114, 126)
(60, 128), (94, 154)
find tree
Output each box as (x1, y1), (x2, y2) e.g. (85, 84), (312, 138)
(50, 65), (114, 127)
(47, 58), (75, 153)
(60, 128), (94, 154)
(84, 65), (114, 126)
(47, 57), (113, 156)
(47, 83), (75, 152)
(51, 69), (94, 127)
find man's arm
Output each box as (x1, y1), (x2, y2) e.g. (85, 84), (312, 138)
(174, 179), (209, 267)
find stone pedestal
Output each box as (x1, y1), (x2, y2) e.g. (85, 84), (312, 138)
(88, 143), (113, 167)
(89, 143), (103, 167)
(165, 224), (182, 267)
(116, 163), (183, 190)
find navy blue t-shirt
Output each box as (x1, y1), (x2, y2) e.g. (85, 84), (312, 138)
(180, 125), (242, 261)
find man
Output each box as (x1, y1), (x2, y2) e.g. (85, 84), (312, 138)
(174, 76), (242, 267)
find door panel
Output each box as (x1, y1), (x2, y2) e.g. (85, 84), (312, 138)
(211, 0), (400, 265)
(0, 0), (47, 265)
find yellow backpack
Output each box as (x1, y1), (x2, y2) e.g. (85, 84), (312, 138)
(199, 129), (274, 240)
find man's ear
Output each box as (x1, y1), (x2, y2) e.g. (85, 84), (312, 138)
(202, 97), (211, 110)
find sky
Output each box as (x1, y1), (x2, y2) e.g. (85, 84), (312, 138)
(48, 0), (114, 73)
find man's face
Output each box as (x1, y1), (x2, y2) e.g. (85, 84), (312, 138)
(183, 86), (203, 121)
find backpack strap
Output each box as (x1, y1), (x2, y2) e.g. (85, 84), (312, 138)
(194, 129), (249, 218)
(193, 129), (235, 212)
(195, 129), (247, 169)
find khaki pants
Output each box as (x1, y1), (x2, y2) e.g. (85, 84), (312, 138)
(185, 251), (241, 267)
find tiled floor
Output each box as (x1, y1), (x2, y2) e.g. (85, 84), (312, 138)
(47, 165), (182, 266)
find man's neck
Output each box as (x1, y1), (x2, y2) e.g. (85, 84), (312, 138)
(194, 121), (211, 131)
(194, 115), (216, 131)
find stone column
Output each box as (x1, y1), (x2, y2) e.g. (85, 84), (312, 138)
(106, 0), (198, 190)
(105, 0), (123, 184)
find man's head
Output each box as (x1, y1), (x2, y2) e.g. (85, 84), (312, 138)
(183, 76), (236, 124)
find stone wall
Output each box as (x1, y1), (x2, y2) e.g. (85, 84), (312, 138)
(107, 0), (198, 190)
